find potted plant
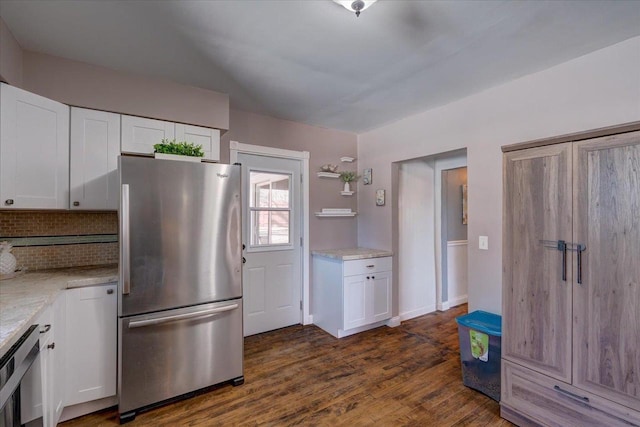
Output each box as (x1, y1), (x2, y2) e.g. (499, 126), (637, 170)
(153, 138), (204, 162)
(339, 171), (360, 193)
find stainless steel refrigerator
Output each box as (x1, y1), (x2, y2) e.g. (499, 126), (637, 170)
(117, 155), (243, 423)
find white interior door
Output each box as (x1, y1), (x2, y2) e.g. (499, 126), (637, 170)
(238, 153), (302, 336)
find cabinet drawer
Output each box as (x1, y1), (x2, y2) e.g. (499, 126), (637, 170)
(343, 257), (392, 277)
(502, 360), (640, 427)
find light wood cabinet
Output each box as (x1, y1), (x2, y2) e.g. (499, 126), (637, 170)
(122, 115), (220, 161)
(501, 129), (640, 425)
(65, 283), (117, 407)
(70, 107), (121, 210)
(0, 83), (69, 209)
(313, 255), (391, 338)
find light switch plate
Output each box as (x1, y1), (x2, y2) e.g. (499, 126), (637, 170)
(479, 236), (489, 250)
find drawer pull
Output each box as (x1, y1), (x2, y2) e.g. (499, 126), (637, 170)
(366, 265), (375, 268)
(40, 324), (51, 333)
(554, 385), (589, 403)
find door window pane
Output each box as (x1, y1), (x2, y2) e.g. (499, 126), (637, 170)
(249, 171), (291, 247)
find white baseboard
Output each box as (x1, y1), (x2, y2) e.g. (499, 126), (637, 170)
(448, 294), (468, 307)
(59, 396), (118, 423)
(304, 314), (313, 325)
(437, 301), (450, 311)
(399, 305), (436, 322)
(386, 316), (401, 327)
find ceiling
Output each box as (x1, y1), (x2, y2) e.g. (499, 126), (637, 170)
(1, 0), (639, 133)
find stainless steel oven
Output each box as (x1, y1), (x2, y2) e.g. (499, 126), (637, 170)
(0, 325), (39, 427)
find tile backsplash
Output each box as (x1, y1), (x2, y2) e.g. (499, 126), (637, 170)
(0, 212), (118, 270)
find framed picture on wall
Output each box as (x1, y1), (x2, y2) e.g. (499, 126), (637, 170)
(376, 189), (385, 206)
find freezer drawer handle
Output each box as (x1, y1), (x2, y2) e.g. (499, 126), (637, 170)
(128, 304), (239, 329)
(121, 184), (131, 295)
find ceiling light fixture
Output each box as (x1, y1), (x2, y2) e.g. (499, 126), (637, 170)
(333, 0), (377, 18)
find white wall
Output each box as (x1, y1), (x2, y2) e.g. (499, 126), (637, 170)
(397, 159), (436, 320)
(357, 36), (640, 315)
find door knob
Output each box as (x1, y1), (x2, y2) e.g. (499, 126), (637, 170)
(366, 276), (370, 280)
(107, 288), (114, 295)
(5, 199), (14, 205)
(372, 276), (375, 279)
(242, 257), (246, 264)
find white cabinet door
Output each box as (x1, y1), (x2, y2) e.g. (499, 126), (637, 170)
(65, 284), (117, 406)
(49, 293), (66, 426)
(121, 115), (174, 154)
(21, 308), (52, 424)
(370, 271), (392, 323)
(175, 123), (220, 161)
(70, 108), (120, 210)
(0, 83), (69, 209)
(344, 274), (367, 330)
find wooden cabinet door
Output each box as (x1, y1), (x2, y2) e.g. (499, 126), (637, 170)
(0, 83), (69, 209)
(65, 284), (118, 406)
(502, 143), (573, 382)
(70, 107), (120, 210)
(344, 274), (367, 330)
(370, 271), (391, 323)
(121, 115), (174, 154)
(572, 131), (640, 411)
(175, 123), (220, 161)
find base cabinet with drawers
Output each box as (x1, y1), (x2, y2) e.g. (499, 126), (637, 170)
(312, 254), (392, 338)
(501, 128), (640, 426)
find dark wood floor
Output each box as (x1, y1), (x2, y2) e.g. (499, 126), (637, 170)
(62, 304), (512, 426)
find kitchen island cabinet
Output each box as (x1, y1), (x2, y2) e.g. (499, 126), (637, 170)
(312, 249), (392, 338)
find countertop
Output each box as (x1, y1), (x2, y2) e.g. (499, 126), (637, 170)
(311, 248), (393, 261)
(0, 264), (118, 358)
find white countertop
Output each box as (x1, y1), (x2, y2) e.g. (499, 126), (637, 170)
(311, 247), (393, 261)
(0, 265), (118, 358)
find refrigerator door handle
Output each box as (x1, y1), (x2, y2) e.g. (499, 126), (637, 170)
(127, 304), (239, 329)
(121, 184), (131, 295)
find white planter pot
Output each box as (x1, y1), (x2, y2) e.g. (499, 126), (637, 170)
(343, 182), (351, 192)
(154, 153), (202, 163)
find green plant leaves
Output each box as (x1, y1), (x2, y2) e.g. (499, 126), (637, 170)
(153, 138), (205, 157)
(339, 171), (360, 182)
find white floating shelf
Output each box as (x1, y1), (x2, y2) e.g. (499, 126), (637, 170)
(340, 191), (355, 196)
(317, 172), (340, 178)
(315, 212), (357, 217)
(340, 156), (355, 163)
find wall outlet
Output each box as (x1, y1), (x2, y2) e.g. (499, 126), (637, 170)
(479, 236), (489, 250)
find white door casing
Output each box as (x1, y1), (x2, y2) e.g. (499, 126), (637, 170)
(230, 141), (310, 335)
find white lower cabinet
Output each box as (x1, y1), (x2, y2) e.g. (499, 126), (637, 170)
(313, 255), (392, 338)
(20, 283), (117, 425)
(21, 292), (65, 427)
(64, 283), (117, 406)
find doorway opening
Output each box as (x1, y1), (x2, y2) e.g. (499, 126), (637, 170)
(394, 149), (467, 322)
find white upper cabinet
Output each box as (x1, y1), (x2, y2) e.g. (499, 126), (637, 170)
(0, 83), (70, 209)
(120, 115), (175, 154)
(70, 108), (120, 210)
(121, 115), (220, 161)
(175, 123), (220, 161)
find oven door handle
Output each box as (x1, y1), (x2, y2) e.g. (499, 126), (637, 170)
(128, 304), (239, 329)
(0, 343), (39, 409)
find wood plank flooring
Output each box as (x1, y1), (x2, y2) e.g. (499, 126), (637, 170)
(62, 304), (512, 426)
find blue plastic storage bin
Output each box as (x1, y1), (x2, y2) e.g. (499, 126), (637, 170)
(455, 310), (502, 401)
